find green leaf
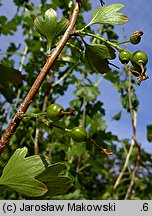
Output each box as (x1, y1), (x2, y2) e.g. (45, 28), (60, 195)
(33, 16), (46, 38)
(67, 143), (86, 157)
(86, 4), (128, 27)
(44, 8), (58, 44)
(74, 85), (100, 101)
(0, 64), (24, 102)
(51, 59), (66, 71)
(84, 43), (115, 73)
(0, 147), (47, 197)
(87, 114), (107, 135)
(86, 43), (116, 59)
(33, 8), (69, 51)
(54, 18), (69, 38)
(37, 163), (72, 197)
(104, 70), (120, 84)
(112, 111), (122, 121)
(33, 8), (58, 50)
(0, 64), (23, 85)
(147, 125), (152, 142)
(0, 15), (22, 35)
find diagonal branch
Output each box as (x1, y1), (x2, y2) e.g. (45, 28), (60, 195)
(0, 0), (82, 155)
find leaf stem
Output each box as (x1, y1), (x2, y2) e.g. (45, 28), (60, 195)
(116, 40), (130, 45)
(78, 31), (123, 52)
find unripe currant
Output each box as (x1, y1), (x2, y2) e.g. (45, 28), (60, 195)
(70, 127), (87, 142)
(130, 30), (143, 45)
(131, 51), (148, 66)
(119, 50), (132, 64)
(47, 103), (64, 122)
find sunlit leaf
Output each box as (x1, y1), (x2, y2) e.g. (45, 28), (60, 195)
(86, 4), (128, 27)
(33, 8), (69, 51)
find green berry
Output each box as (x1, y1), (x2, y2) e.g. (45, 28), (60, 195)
(119, 50), (132, 64)
(47, 103), (64, 121)
(130, 30), (143, 44)
(70, 127), (87, 142)
(130, 35), (141, 44)
(131, 51), (148, 66)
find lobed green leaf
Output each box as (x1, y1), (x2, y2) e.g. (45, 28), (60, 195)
(86, 4), (128, 27)
(0, 147), (47, 197)
(33, 8), (69, 51)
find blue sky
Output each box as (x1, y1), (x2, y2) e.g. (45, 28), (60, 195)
(0, 0), (152, 153)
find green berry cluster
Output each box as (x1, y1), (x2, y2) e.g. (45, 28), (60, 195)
(118, 30), (149, 85)
(119, 50), (148, 67)
(46, 103), (112, 155)
(47, 103), (87, 142)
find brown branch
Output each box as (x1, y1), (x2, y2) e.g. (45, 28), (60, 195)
(124, 73), (141, 200)
(0, 1), (82, 155)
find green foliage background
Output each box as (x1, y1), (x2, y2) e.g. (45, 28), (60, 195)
(0, 0), (152, 200)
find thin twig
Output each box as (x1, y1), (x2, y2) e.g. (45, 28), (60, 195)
(113, 138), (135, 190)
(125, 137), (141, 199)
(19, 46), (28, 72)
(124, 73), (141, 200)
(113, 73), (141, 191)
(34, 127), (39, 155)
(0, 0), (82, 155)
(76, 73), (87, 172)
(82, 75), (87, 128)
